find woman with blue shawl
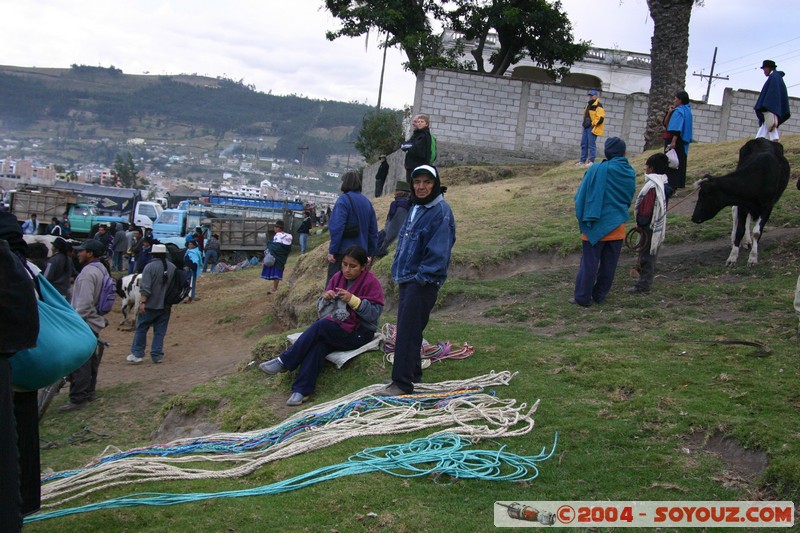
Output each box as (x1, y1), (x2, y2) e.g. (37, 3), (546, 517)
(666, 90), (693, 189)
(183, 239), (203, 303)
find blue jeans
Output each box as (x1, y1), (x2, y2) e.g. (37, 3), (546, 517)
(131, 308), (172, 361)
(112, 251), (124, 271)
(580, 127), (597, 163)
(128, 259), (136, 275)
(391, 281), (439, 393)
(299, 233), (308, 254)
(278, 319), (370, 396)
(574, 239), (623, 306)
(203, 250), (218, 273)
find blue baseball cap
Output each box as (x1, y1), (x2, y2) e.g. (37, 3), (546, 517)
(587, 90), (599, 96)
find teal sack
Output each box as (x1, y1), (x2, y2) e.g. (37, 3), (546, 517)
(9, 274), (97, 391)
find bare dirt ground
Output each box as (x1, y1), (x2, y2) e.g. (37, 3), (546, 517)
(96, 269), (280, 400)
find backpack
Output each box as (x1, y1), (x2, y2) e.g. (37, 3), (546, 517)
(164, 264), (191, 306)
(430, 133), (437, 164)
(92, 263), (117, 315)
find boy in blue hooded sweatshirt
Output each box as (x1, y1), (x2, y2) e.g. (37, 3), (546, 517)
(571, 137), (636, 307)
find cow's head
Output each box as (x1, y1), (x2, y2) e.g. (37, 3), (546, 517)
(691, 175), (726, 224)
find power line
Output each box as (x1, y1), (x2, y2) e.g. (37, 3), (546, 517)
(721, 47), (800, 77)
(714, 36), (800, 67)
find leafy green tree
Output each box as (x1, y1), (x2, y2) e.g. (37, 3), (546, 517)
(325, 0), (587, 77)
(448, 0), (590, 77)
(643, 0), (699, 148)
(325, 0), (467, 74)
(112, 152), (139, 188)
(355, 110), (405, 161)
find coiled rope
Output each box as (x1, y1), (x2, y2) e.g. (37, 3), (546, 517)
(26, 432), (557, 524)
(40, 371), (537, 507)
(381, 323), (475, 363)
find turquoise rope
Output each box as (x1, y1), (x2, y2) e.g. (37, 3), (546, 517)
(43, 389), (485, 483)
(26, 432), (557, 524)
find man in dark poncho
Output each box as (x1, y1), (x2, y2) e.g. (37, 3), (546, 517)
(754, 59), (791, 141)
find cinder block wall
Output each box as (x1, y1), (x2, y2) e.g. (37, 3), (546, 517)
(362, 68), (798, 197)
(419, 68), (799, 158)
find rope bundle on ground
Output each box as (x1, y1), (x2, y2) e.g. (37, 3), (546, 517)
(40, 371), (537, 508)
(381, 323), (475, 363)
(27, 432), (557, 524)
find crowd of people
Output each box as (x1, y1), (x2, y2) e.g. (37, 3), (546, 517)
(0, 58), (794, 529)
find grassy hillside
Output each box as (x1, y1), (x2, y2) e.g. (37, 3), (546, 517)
(0, 64), (374, 167)
(29, 136), (800, 531)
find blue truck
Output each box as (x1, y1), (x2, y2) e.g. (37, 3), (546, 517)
(152, 195), (304, 260)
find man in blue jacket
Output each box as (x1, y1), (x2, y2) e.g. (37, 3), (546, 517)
(377, 165), (456, 396)
(571, 137), (636, 307)
(754, 59), (791, 141)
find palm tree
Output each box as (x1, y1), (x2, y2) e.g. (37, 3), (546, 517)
(644, 0), (698, 149)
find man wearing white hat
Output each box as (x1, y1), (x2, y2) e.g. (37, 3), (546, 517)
(127, 244), (176, 364)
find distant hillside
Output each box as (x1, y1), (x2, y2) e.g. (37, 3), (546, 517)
(0, 64), (375, 167)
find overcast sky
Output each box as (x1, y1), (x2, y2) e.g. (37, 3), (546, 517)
(2, 0), (798, 109)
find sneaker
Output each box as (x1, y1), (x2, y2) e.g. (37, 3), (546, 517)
(627, 286), (650, 294)
(374, 383), (409, 397)
(286, 392), (308, 406)
(58, 400), (89, 413)
(259, 357), (287, 375)
(567, 297), (592, 308)
(126, 354), (144, 364)
(585, 161), (594, 167)
(151, 357), (163, 364)
(574, 161), (585, 166)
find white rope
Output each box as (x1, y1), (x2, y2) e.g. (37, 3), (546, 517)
(41, 371), (538, 507)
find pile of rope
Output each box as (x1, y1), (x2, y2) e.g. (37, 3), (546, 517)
(381, 323), (475, 365)
(40, 371), (537, 508)
(27, 432), (556, 524)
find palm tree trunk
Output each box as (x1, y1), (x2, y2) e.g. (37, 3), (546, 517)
(644, 0), (695, 150)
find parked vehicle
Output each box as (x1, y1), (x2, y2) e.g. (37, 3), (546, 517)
(8, 185), (162, 236)
(153, 195), (303, 260)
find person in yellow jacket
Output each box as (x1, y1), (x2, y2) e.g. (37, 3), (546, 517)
(577, 89), (605, 166)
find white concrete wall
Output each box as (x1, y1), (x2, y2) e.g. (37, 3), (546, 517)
(416, 68), (800, 160)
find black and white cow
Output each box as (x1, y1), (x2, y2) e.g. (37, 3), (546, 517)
(118, 273), (141, 328)
(692, 138), (790, 266)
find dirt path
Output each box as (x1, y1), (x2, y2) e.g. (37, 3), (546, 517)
(96, 270), (277, 399)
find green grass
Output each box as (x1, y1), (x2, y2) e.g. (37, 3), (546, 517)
(28, 135), (800, 532)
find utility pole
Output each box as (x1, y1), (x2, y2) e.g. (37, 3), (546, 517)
(298, 145), (309, 175)
(692, 47), (729, 103)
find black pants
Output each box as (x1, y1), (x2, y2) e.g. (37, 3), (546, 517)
(68, 336), (102, 404)
(14, 390), (40, 517)
(635, 227), (658, 291)
(0, 357), (22, 532)
(391, 281), (439, 393)
(667, 138), (688, 190)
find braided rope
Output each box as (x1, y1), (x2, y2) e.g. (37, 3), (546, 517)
(27, 432), (557, 524)
(381, 323), (475, 363)
(40, 371), (536, 508)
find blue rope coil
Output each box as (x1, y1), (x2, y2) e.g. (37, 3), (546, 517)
(42, 389), (484, 483)
(27, 432), (557, 523)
